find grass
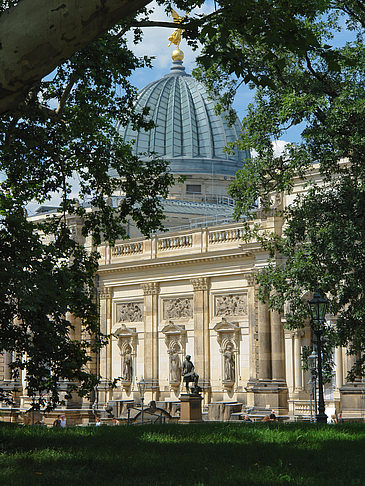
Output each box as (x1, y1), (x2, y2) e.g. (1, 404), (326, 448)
(0, 422), (364, 485)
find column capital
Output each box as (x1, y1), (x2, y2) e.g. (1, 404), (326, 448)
(99, 287), (112, 299)
(191, 277), (210, 291)
(294, 329), (305, 339)
(242, 272), (256, 286)
(141, 282), (160, 295)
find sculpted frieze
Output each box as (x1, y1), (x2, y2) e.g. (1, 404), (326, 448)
(116, 302), (143, 322)
(215, 294), (248, 317)
(163, 298), (193, 320)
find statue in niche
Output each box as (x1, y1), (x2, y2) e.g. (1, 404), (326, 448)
(170, 349), (181, 383)
(223, 343), (235, 382)
(122, 346), (132, 382)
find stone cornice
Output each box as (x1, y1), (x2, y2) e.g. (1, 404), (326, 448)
(97, 250), (253, 276)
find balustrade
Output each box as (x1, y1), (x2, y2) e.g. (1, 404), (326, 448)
(111, 241), (143, 256)
(158, 235), (193, 251)
(209, 227), (244, 244)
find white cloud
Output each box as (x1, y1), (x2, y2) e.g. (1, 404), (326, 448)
(250, 140), (289, 159)
(272, 140), (289, 157)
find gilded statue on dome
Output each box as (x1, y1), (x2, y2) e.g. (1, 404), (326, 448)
(168, 8), (186, 49)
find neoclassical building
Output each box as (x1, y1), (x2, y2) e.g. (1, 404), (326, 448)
(0, 48), (363, 423)
(93, 50), (362, 421)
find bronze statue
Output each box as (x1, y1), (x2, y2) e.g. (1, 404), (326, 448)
(182, 355), (200, 394)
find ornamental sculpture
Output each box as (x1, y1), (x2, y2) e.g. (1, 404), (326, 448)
(168, 8), (186, 49)
(117, 303), (143, 322)
(215, 294), (247, 317)
(163, 298), (193, 320)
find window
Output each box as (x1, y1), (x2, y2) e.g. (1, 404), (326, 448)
(186, 184), (201, 194)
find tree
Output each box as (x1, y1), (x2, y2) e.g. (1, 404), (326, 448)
(0, 0), (151, 113)
(194, 1), (365, 376)
(0, 0), (205, 114)
(0, 0), (215, 408)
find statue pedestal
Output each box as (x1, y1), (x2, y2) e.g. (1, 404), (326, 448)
(179, 394), (203, 423)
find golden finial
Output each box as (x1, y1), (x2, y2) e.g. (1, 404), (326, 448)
(168, 8), (188, 61)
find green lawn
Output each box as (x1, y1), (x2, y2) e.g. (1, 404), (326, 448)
(0, 422), (364, 485)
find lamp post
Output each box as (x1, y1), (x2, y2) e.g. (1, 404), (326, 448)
(308, 349), (318, 423)
(308, 290), (329, 423)
(138, 378), (146, 425)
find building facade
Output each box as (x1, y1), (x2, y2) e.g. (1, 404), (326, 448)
(0, 50), (363, 423)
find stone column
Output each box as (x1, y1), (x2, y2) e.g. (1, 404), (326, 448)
(346, 351), (357, 381)
(293, 330), (303, 391)
(98, 288), (112, 382)
(3, 351), (12, 381)
(142, 282), (160, 399)
(257, 300), (271, 380)
(95, 287), (112, 406)
(270, 310), (285, 381)
(191, 278), (210, 391)
(335, 347), (343, 389)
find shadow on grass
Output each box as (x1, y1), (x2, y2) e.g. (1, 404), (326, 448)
(0, 422), (364, 485)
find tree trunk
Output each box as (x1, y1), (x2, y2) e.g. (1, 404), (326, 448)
(0, 0), (151, 113)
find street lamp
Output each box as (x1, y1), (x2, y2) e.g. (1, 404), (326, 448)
(308, 290), (329, 423)
(308, 349), (318, 422)
(138, 378), (146, 425)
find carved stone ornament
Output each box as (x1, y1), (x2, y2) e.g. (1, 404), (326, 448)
(141, 282), (160, 295)
(215, 293), (248, 317)
(242, 272), (256, 286)
(113, 324), (137, 388)
(163, 298), (193, 320)
(161, 321), (186, 387)
(99, 287), (112, 300)
(213, 318), (240, 388)
(116, 302), (143, 322)
(213, 318), (240, 349)
(191, 277), (210, 291)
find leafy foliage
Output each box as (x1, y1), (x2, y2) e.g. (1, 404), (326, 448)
(194, 1), (365, 377)
(0, 16), (174, 406)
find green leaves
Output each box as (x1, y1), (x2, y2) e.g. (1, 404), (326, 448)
(0, 17), (174, 406)
(194, 1), (365, 377)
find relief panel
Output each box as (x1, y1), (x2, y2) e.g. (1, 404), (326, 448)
(215, 293), (248, 317)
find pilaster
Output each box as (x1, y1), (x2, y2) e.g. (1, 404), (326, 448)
(97, 286), (113, 405)
(142, 282), (160, 399)
(191, 278), (210, 394)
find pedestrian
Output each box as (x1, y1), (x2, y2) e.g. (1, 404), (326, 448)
(269, 410), (277, 421)
(60, 415), (66, 428)
(53, 415), (61, 427)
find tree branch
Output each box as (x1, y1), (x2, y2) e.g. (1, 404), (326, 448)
(305, 52), (339, 99)
(0, 0), (152, 114)
(55, 71), (79, 117)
